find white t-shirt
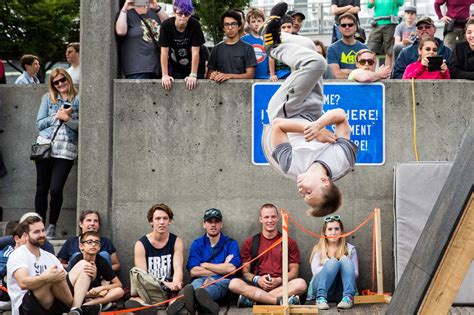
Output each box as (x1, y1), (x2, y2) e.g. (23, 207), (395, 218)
(6, 245), (63, 315)
(67, 66), (80, 84)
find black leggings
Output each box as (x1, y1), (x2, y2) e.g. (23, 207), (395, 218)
(35, 158), (74, 225)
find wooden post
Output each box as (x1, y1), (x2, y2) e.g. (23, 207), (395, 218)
(281, 209), (289, 306)
(374, 208), (384, 295)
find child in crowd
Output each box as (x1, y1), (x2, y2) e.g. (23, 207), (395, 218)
(402, 38), (450, 80)
(241, 8), (269, 79)
(261, 2), (358, 217)
(269, 15), (293, 82)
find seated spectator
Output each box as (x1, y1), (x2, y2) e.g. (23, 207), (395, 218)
(449, 19), (474, 80)
(269, 15), (293, 82)
(402, 38), (450, 79)
(14, 55), (40, 85)
(241, 8), (270, 79)
(57, 210), (121, 272)
(392, 17), (452, 79)
(229, 204), (306, 307)
(66, 43), (80, 84)
(393, 6), (417, 63)
(126, 204), (184, 313)
(115, 0), (168, 79)
(0, 213), (55, 254)
(309, 215), (359, 310)
(208, 10), (257, 83)
(160, 0), (205, 91)
(7, 216), (101, 315)
(348, 49), (391, 82)
(172, 208), (240, 315)
(68, 231), (124, 310)
(287, 10), (305, 34)
(313, 40), (335, 79)
(327, 13), (369, 79)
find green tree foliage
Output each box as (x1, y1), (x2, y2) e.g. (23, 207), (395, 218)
(0, 0), (80, 81)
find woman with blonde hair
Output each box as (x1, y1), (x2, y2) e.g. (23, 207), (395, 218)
(34, 68), (79, 239)
(308, 215), (358, 310)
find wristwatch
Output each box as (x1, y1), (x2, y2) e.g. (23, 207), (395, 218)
(154, 5), (161, 13)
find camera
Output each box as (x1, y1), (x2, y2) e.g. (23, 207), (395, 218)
(134, 0), (149, 7)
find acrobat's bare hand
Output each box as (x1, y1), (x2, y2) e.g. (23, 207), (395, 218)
(304, 122), (325, 142)
(315, 128), (336, 144)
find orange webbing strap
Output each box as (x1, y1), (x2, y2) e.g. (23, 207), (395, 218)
(284, 208), (377, 239)
(0, 285), (7, 293)
(102, 237), (283, 315)
(372, 211), (376, 292)
(281, 208), (289, 233)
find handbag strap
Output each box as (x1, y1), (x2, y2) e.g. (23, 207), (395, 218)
(134, 10), (159, 48)
(50, 121), (64, 143)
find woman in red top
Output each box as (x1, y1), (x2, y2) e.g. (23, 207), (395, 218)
(402, 37), (450, 80)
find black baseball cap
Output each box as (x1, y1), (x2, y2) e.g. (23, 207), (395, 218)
(288, 10), (305, 20)
(203, 208), (222, 221)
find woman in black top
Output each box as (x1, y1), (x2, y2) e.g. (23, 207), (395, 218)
(449, 19), (474, 80)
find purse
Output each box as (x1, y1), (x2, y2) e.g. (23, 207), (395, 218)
(30, 122), (63, 161)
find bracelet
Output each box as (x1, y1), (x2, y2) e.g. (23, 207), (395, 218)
(189, 72), (197, 78)
(121, 9), (127, 14)
(252, 275), (260, 286)
(155, 5), (161, 13)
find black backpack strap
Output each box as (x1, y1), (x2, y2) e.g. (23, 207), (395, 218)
(250, 233), (261, 274)
(206, 238), (232, 263)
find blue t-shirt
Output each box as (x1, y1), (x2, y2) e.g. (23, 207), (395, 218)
(0, 245), (14, 276)
(186, 233), (241, 279)
(327, 39), (368, 70)
(57, 236), (117, 262)
(241, 34), (269, 79)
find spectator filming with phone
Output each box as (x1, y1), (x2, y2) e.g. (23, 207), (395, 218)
(403, 37), (450, 79)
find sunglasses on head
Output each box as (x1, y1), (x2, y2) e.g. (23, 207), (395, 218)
(417, 25), (432, 30)
(52, 77), (67, 86)
(340, 23), (355, 28)
(324, 215), (341, 223)
(358, 58), (375, 66)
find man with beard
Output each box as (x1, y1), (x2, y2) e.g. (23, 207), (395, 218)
(6, 216), (100, 315)
(229, 204), (306, 307)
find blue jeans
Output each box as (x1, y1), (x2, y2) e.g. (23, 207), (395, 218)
(191, 276), (230, 301)
(67, 251), (112, 271)
(312, 257), (356, 302)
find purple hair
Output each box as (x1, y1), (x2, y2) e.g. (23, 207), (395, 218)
(174, 0), (194, 14)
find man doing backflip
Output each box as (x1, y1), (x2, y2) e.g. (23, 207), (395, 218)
(261, 2), (358, 217)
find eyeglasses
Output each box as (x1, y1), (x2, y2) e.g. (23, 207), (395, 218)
(417, 25), (432, 30)
(81, 240), (100, 246)
(358, 59), (375, 65)
(423, 47), (438, 52)
(340, 23), (355, 28)
(223, 22), (239, 28)
(175, 12), (191, 17)
(324, 215), (341, 223)
(52, 77), (67, 86)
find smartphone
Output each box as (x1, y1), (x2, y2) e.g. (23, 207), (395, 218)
(266, 274), (272, 282)
(427, 56), (443, 72)
(134, 0), (149, 7)
(63, 102), (72, 109)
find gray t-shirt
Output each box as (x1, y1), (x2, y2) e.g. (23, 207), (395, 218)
(394, 22), (416, 42)
(208, 39), (257, 74)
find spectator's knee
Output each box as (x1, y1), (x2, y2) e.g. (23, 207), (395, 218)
(229, 278), (242, 292)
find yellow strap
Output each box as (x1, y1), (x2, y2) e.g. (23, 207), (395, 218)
(411, 78), (419, 161)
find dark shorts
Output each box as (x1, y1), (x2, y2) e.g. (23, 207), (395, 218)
(368, 24), (396, 55)
(19, 290), (69, 315)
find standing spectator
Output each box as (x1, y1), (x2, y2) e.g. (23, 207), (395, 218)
(208, 10), (257, 83)
(287, 10), (305, 34)
(268, 15), (293, 81)
(115, 0), (168, 79)
(330, 0), (361, 43)
(14, 55), (40, 85)
(160, 0), (205, 90)
(242, 8), (270, 79)
(313, 40), (335, 79)
(434, 0), (474, 50)
(367, 0), (404, 67)
(66, 43), (80, 84)
(393, 6), (417, 62)
(34, 68), (79, 239)
(0, 59), (5, 84)
(327, 13), (369, 79)
(449, 19), (474, 79)
(234, 9), (247, 37)
(402, 38), (450, 79)
(392, 17), (452, 79)
(348, 49), (391, 82)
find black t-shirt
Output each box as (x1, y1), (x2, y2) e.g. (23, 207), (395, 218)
(69, 254), (115, 288)
(159, 17), (205, 75)
(331, 0), (360, 21)
(208, 40), (257, 74)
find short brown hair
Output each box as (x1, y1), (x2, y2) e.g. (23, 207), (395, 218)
(79, 210), (101, 226)
(19, 216), (42, 233)
(313, 40), (327, 58)
(80, 230), (101, 242)
(67, 42), (80, 53)
(11, 223), (28, 238)
(307, 182), (342, 217)
(465, 18), (474, 32)
(260, 203), (278, 216)
(338, 13), (357, 25)
(355, 49), (376, 62)
(147, 203), (174, 222)
(20, 54), (39, 70)
(246, 7), (265, 23)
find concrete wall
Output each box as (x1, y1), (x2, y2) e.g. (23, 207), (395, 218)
(1, 81), (472, 292)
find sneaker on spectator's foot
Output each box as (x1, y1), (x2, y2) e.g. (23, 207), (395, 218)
(68, 308), (82, 315)
(0, 301), (11, 311)
(166, 299), (185, 315)
(237, 295), (254, 308)
(46, 224), (56, 239)
(101, 302), (113, 311)
(337, 295), (353, 309)
(82, 304), (102, 315)
(288, 295), (301, 305)
(195, 288), (220, 314)
(124, 300), (156, 315)
(316, 297), (329, 310)
(259, 16), (282, 56)
(270, 2), (288, 17)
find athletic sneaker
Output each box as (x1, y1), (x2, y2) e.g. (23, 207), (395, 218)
(237, 295), (254, 308)
(167, 284), (195, 315)
(101, 302), (113, 311)
(195, 288), (220, 314)
(316, 297), (329, 310)
(259, 16), (282, 56)
(82, 304), (102, 315)
(270, 2), (288, 17)
(288, 295), (301, 305)
(337, 295), (354, 309)
(166, 299), (185, 315)
(46, 224), (56, 239)
(68, 308), (82, 315)
(124, 299), (156, 315)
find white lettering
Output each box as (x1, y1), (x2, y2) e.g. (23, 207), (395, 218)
(350, 124), (372, 136)
(352, 140), (368, 151)
(345, 109), (378, 121)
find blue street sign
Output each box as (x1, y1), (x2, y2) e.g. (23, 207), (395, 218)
(252, 82), (385, 165)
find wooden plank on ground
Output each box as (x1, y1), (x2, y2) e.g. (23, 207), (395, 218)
(253, 305), (289, 315)
(289, 305), (318, 314)
(386, 127), (474, 315)
(354, 295), (386, 304)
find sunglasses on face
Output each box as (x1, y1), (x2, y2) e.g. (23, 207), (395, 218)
(423, 47), (438, 52)
(358, 59), (375, 66)
(340, 23), (355, 28)
(175, 12), (191, 17)
(324, 215), (341, 223)
(52, 77), (67, 86)
(417, 25), (432, 30)
(81, 240), (100, 246)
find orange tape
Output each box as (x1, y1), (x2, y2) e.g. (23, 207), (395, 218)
(0, 285), (7, 293)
